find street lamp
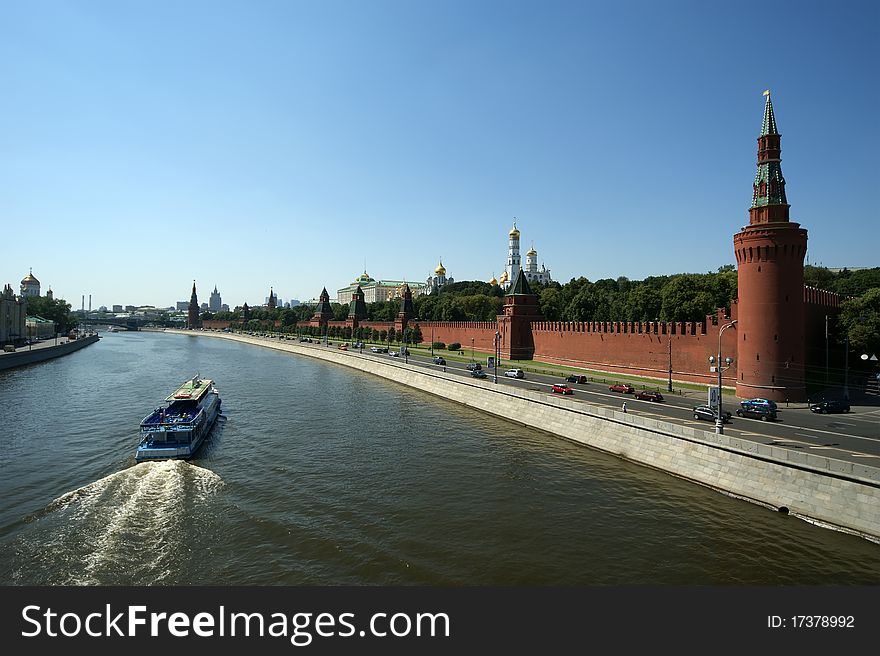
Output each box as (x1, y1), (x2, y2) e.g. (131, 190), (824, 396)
(431, 326), (434, 358)
(404, 328), (409, 364)
(471, 337), (475, 362)
(494, 330), (500, 383)
(709, 320), (737, 435)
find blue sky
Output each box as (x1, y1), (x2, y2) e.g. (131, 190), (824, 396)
(2, 0), (877, 309)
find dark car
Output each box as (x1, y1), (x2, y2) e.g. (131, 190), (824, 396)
(466, 362), (482, 371)
(693, 405), (732, 423)
(471, 369), (487, 379)
(810, 400), (850, 414)
(433, 356), (446, 365)
(634, 390), (664, 402)
(566, 375), (588, 384)
(609, 383), (634, 394)
(551, 384), (574, 395)
(736, 403), (777, 421)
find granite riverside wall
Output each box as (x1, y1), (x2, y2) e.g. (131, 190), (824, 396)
(0, 334), (100, 371)
(172, 330), (880, 541)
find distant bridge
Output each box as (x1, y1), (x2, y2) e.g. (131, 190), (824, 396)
(89, 317), (182, 331)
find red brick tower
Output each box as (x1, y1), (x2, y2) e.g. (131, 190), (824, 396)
(309, 287), (334, 328)
(733, 92), (808, 401)
(187, 281), (200, 329)
(498, 269), (542, 360)
(394, 284), (415, 333)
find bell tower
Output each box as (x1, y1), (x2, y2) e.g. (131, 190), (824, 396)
(733, 92), (808, 401)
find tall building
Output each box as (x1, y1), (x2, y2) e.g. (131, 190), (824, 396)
(733, 92), (808, 401)
(1, 284), (27, 344)
(187, 281), (200, 329)
(20, 269), (40, 297)
(209, 285), (222, 312)
(500, 223), (552, 290)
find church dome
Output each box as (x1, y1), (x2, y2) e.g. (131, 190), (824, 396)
(21, 269), (39, 285)
(499, 271), (509, 283)
(526, 248), (537, 257)
(508, 225), (520, 238)
(434, 260), (446, 275)
(488, 276), (498, 286)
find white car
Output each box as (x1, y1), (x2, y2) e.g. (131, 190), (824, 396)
(388, 351), (399, 357)
(505, 369), (525, 379)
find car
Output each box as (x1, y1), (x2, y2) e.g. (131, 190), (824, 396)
(743, 398), (778, 411)
(466, 362), (482, 371)
(692, 405), (732, 423)
(634, 390), (664, 402)
(388, 351), (399, 357)
(809, 400), (850, 414)
(551, 384), (574, 395)
(609, 383), (635, 394)
(505, 368), (525, 379)
(433, 356), (446, 365)
(566, 375), (588, 384)
(371, 346), (382, 353)
(471, 369), (487, 379)
(736, 403), (777, 421)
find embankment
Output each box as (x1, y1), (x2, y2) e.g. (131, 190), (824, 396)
(171, 330), (880, 542)
(0, 334), (100, 372)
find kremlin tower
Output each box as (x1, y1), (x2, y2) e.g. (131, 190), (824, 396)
(733, 92), (808, 401)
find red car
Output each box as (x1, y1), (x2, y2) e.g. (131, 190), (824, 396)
(609, 384), (634, 394)
(551, 384), (574, 395)
(634, 390), (664, 402)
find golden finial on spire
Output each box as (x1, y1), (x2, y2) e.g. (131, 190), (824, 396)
(762, 89), (770, 97)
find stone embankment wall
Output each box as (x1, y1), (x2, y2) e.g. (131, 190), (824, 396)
(171, 330), (880, 541)
(0, 334), (100, 371)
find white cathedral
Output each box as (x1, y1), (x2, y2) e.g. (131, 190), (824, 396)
(496, 222), (552, 290)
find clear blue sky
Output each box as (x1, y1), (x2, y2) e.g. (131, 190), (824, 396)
(2, 0), (877, 310)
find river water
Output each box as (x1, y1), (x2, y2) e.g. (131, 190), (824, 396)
(0, 330), (877, 585)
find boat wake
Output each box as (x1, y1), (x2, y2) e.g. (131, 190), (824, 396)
(9, 460), (224, 585)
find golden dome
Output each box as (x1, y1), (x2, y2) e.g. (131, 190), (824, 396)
(508, 225), (520, 238)
(434, 260), (446, 275)
(21, 269), (39, 284)
(489, 276), (498, 286)
(526, 248), (537, 257)
(499, 271), (509, 283)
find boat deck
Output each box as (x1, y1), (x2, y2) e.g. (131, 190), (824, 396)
(164, 377), (214, 403)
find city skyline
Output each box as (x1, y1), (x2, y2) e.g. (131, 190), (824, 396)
(2, 1), (877, 309)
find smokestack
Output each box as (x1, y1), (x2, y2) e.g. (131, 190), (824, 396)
(89, 295), (92, 312)
(82, 295), (85, 312)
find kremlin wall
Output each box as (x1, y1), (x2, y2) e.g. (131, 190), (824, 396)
(201, 94), (843, 402)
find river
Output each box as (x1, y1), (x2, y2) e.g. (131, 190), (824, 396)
(0, 330), (877, 585)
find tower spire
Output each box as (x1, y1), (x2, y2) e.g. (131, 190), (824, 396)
(761, 90), (778, 135)
(750, 90), (788, 221)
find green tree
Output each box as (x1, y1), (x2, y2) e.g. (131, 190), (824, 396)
(23, 295), (74, 332)
(839, 288), (880, 356)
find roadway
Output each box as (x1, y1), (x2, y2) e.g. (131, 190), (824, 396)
(262, 335), (880, 465)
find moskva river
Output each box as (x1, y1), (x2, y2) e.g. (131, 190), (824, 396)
(1, 331), (877, 585)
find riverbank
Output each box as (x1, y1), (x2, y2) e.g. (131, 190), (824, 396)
(0, 334), (100, 371)
(168, 329), (880, 542)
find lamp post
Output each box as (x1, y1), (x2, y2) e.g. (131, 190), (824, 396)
(494, 330), (500, 383)
(709, 320), (737, 435)
(404, 328), (409, 364)
(431, 326), (434, 358)
(471, 337), (474, 362)
(667, 335), (673, 393)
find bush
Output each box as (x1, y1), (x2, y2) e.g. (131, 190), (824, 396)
(448, 342), (461, 351)
(432, 341), (446, 350)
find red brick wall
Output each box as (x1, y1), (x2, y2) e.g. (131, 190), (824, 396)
(530, 311), (738, 386)
(418, 321), (499, 351)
